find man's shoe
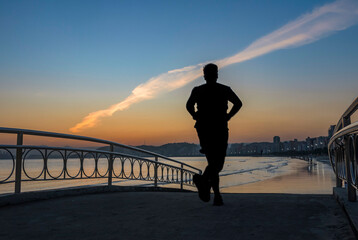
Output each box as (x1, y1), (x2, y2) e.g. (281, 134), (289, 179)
(213, 195), (224, 206)
(193, 174), (210, 202)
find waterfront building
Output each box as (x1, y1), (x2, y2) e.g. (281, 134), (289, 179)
(328, 125), (336, 139)
(273, 136), (281, 153)
(231, 134), (329, 156)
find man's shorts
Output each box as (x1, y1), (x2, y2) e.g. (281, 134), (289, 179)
(195, 125), (228, 155)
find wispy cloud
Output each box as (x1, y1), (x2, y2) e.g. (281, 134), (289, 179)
(70, 0), (358, 133)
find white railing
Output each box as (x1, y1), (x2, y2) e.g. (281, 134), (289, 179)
(0, 127), (201, 194)
(328, 97), (358, 202)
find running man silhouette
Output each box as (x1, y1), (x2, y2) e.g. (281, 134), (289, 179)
(186, 63), (242, 206)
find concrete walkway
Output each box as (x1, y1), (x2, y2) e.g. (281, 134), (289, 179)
(0, 191), (355, 240)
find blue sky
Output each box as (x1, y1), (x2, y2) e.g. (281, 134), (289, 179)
(1, 0), (358, 144)
(1, 0), (343, 86)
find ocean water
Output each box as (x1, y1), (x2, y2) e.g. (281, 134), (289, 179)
(174, 156), (336, 194)
(0, 156), (336, 195)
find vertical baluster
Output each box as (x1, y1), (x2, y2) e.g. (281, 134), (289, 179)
(95, 152), (98, 178)
(154, 156), (158, 188)
(345, 137), (356, 202)
(80, 151), (83, 179)
(64, 150), (67, 179)
(343, 117), (356, 201)
(15, 132), (23, 194)
(335, 149), (342, 187)
(180, 164), (183, 190)
(108, 144), (114, 186)
(44, 149), (47, 180)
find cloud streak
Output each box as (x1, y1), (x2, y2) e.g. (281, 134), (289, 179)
(70, 0), (358, 133)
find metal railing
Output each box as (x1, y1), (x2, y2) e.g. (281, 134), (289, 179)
(0, 127), (201, 194)
(328, 97), (358, 201)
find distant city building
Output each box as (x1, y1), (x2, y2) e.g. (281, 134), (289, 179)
(328, 125), (336, 139)
(225, 124), (335, 156)
(273, 136), (280, 153)
(229, 133), (330, 156)
(306, 137), (314, 151)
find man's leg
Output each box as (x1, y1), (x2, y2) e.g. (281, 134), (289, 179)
(193, 127), (211, 202)
(212, 151), (225, 206)
(203, 151), (225, 195)
(195, 126), (227, 204)
(211, 155), (225, 196)
(203, 129), (227, 205)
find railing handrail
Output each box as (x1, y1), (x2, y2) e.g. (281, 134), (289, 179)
(328, 121), (358, 147)
(0, 127), (200, 172)
(0, 145), (198, 174)
(342, 97), (358, 119)
(333, 96), (358, 133)
(328, 96), (358, 202)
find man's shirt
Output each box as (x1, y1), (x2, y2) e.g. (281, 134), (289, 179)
(187, 82), (240, 130)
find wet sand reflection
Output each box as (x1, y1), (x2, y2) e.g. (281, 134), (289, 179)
(222, 159), (336, 194)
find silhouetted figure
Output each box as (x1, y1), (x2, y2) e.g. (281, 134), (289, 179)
(187, 63), (242, 206)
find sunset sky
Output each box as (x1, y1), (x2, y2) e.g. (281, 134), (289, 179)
(1, 0), (358, 146)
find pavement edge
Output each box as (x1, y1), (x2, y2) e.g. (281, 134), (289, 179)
(0, 185), (193, 207)
(333, 187), (358, 238)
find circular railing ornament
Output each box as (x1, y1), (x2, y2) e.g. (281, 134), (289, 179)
(23, 149), (45, 180)
(83, 152), (96, 178)
(46, 150), (65, 179)
(0, 148), (15, 183)
(96, 154), (109, 177)
(65, 151), (81, 178)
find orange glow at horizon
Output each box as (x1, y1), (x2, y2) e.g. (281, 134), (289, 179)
(0, 75), (352, 147)
(0, 92), (342, 147)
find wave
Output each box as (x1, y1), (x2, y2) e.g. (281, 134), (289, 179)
(220, 160), (288, 177)
(221, 179), (262, 189)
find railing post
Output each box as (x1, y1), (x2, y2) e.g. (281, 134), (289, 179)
(336, 176), (343, 187)
(344, 138), (356, 202)
(346, 182), (356, 202)
(95, 153), (98, 178)
(108, 144), (114, 187)
(64, 150), (67, 179)
(343, 116), (351, 128)
(335, 149), (343, 187)
(15, 132), (23, 194)
(80, 151), (83, 179)
(154, 156), (158, 188)
(180, 164), (183, 190)
(44, 149), (47, 180)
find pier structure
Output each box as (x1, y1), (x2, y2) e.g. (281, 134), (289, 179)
(0, 98), (358, 239)
(328, 97), (358, 202)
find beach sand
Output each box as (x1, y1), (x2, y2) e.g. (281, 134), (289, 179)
(222, 159), (335, 194)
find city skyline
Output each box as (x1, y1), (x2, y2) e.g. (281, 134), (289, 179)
(1, 0), (358, 146)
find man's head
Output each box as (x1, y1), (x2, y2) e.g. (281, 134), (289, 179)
(203, 63), (218, 83)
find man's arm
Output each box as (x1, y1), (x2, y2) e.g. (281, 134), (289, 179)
(227, 88), (242, 121)
(186, 88), (198, 120)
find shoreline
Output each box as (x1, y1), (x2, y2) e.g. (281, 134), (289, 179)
(222, 158), (335, 194)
